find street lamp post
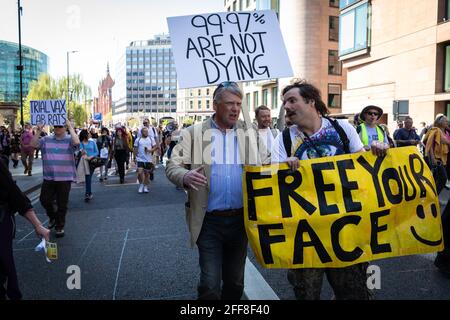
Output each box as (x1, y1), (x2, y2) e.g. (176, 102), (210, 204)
(66, 50), (78, 112)
(17, 0), (24, 127)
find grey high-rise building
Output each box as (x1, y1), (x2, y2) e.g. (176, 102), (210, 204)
(113, 34), (177, 125)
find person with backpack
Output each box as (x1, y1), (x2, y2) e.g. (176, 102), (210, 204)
(356, 105), (389, 151)
(271, 81), (388, 300)
(96, 127), (112, 181)
(134, 127), (157, 193)
(424, 114), (450, 194)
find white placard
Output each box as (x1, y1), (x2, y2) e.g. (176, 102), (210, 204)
(30, 99), (67, 126)
(167, 10), (293, 89)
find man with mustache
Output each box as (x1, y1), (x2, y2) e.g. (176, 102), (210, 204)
(272, 80), (387, 300)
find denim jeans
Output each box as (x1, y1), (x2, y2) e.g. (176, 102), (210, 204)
(196, 213), (248, 300)
(85, 166), (94, 195)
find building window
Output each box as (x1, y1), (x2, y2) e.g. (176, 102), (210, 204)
(262, 89), (268, 106)
(233, 0), (236, 11)
(330, 0), (339, 8)
(328, 84), (341, 108)
(198, 100), (202, 109)
(329, 16), (339, 41)
(246, 93), (251, 108)
(328, 50), (342, 75)
(393, 100), (409, 121)
(206, 88), (210, 95)
(206, 100), (210, 109)
(339, 1), (370, 57)
(447, 0), (450, 20)
(445, 44), (450, 92)
(253, 91), (259, 109)
(271, 87), (278, 109)
(198, 89), (201, 96)
(439, 0), (450, 22)
(190, 101), (193, 109)
(339, 0), (359, 10)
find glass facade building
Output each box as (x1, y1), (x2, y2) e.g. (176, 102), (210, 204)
(0, 40), (48, 104)
(113, 34), (177, 120)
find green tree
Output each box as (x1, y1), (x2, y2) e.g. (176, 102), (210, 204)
(23, 74), (61, 123)
(22, 73), (92, 127)
(70, 102), (88, 127)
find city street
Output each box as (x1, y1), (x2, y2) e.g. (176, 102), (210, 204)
(11, 162), (450, 300)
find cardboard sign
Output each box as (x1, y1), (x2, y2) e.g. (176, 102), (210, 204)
(243, 147), (444, 268)
(30, 100), (67, 126)
(167, 10), (293, 88)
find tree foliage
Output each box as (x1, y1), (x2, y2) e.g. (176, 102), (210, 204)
(22, 73), (92, 127)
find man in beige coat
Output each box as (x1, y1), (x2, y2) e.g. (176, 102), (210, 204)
(166, 81), (264, 300)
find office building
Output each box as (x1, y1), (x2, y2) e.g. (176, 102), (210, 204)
(339, 0), (450, 129)
(112, 34), (177, 125)
(0, 40), (48, 126)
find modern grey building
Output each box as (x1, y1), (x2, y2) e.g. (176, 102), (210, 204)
(112, 34), (177, 125)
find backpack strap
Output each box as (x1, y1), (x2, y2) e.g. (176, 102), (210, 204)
(282, 128), (292, 157)
(135, 137), (141, 148)
(323, 116), (351, 154)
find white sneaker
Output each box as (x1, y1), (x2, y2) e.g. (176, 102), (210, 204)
(138, 184), (144, 193)
(143, 186), (149, 193)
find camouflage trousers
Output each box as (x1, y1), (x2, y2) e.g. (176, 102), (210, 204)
(287, 263), (371, 300)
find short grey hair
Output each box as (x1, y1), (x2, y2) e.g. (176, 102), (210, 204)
(434, 114), (448, 127)
(213, 81), (243, 103)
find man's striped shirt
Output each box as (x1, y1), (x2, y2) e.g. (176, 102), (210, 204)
(40, 135), (77, 181)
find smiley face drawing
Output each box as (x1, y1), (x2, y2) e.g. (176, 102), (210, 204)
(410, 204), (443, 246)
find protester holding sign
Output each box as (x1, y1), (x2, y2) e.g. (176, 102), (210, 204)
(31, 120), (79, 238)
(166, 81), (265, 300)
(271, 81), (388, 300)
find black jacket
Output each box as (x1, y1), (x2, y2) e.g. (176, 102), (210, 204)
(0, 160), (32, 220)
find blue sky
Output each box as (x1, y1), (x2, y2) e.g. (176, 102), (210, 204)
(0, 0), (224, 95)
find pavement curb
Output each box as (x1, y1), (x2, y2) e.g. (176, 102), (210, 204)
(243, 258), (279, 300)
(23, 183), (42, 195)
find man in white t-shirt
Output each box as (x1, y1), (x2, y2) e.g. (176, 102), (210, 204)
(255, 105), (279, 158)
(133, 127), (157, 193)
(271, 80), (388, 300)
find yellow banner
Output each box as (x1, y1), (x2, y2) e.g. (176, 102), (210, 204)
(243, 147), (444, 268)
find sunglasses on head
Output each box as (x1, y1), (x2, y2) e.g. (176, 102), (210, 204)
(213, 81), (239, 98)
(54, 125), (64, 128)
(366, 111), (379, 117)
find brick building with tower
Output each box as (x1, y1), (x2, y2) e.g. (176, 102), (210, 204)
(93, 64), (114, 124)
